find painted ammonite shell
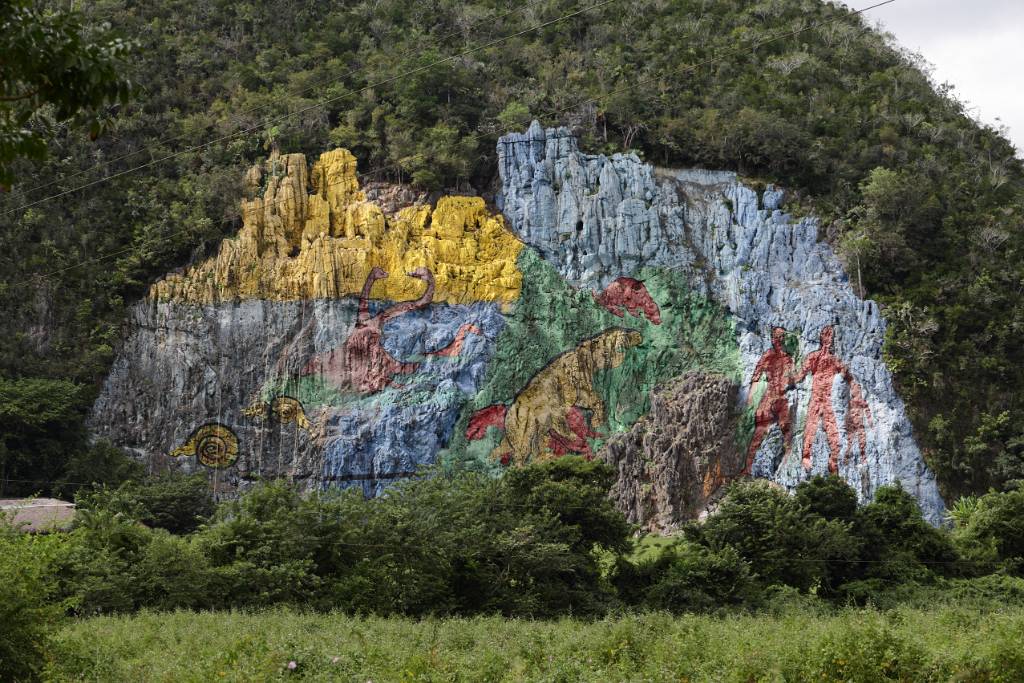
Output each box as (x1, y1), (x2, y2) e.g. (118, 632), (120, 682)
(169, 423), (239, 469)
(270, 396), (311, 429)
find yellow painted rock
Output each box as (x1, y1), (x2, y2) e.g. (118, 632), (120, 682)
(150, 150), (523, 305)
(170, 423), (239, 469)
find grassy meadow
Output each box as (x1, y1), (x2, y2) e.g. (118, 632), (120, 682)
(44, 606), (1024, 682)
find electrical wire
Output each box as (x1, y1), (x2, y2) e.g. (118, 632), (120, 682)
(12, 0), (560, 201)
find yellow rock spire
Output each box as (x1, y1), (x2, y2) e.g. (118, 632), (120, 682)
(149, 149), (523, 304)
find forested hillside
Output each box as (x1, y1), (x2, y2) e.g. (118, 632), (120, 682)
(0, 0), (1021, 498)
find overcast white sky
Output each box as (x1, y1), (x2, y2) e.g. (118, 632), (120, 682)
(865, 0), (1024, 153)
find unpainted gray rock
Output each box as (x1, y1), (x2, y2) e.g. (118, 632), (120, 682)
(602, 373), (743, 533)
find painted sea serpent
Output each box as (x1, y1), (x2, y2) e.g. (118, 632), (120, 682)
(303, 267), (482, 394)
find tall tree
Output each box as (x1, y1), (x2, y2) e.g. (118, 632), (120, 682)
(0, 0), (133, 186)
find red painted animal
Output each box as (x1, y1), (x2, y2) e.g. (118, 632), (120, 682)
(303, 267), (483, 394)
(425, 323), (482, 358)
(467, 404), (601, 463)
(546, 406), (601, 459)
(593, 277), (661, 325)
(465, 404), (507, 440)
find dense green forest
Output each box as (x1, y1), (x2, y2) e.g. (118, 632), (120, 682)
(0, 0), (1022, 498)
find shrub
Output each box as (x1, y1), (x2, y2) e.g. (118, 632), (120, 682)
(812, 618), (926, 681)
(76, 473), (215, 534)
(615, 539), (758, 612)
(59, 504), (219, 614)
(691, 480), (858, 592)
(195, 480), (321, 608)
(794, 475), (858, 521)
(55, 440), (144, 498)
(60, 507), (157, 614)
(0, 523), (67, 681)
(190, 459), (632, 617)
(855, 484), (958, 583)
(133, 531), (214, 611)
(952, 484), (1024, 575)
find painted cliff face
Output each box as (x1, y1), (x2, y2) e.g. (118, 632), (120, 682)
(93, 150), (522, 495)
(466, 328), (644, 466)
(497, 122), (944, 524)
(91, 124), (944, 525)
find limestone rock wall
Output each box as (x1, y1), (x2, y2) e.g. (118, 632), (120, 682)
(91, 124), (944, 523)
(151, 150), (522, 304)
(497, 122), (944, 523)
(93, 150), (516, 495)
(601, 373), (743, 533)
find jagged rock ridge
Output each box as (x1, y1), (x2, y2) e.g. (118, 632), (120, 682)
(91, 124), (945, 524)
(602, 373), (744, 533)
(497, 122), (944, 523)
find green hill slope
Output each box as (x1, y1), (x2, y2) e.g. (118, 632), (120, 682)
(0, 0), (1020, 498)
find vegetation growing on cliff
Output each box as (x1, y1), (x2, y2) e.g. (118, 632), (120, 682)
(7, 463), (1024, 621)
(0, 0), (134, 187)
(0, 0), (1020, 496)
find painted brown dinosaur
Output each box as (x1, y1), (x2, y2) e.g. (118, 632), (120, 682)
(466, 328), (643, 465)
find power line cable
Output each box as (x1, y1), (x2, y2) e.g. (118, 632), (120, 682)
(12, 0), (559, 200)
(3, 129), (578, 289)
(1, 0), (617, 218)
(6, 0), (896, 289)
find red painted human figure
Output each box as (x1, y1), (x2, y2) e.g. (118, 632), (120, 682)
(846, 382), (871, 462)
(743, 327), (795, 475)
(303, 267), (478, 394)
(792, 325), (871, 473)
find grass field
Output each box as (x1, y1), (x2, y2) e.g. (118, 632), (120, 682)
(44, 605), (1024, 682)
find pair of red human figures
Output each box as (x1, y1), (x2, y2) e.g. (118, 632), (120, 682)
(744, 326), (871, 475)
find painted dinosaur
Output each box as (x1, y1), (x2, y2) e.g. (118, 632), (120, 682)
(466, 328), (643, 465)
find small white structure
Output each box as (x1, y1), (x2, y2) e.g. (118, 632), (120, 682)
(0, 498), (75, 533)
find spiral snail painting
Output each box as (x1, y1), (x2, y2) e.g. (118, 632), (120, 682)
(269, 397), (311, 430)
(243, 396), (312, 430)
(170, 423), (240, 469)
